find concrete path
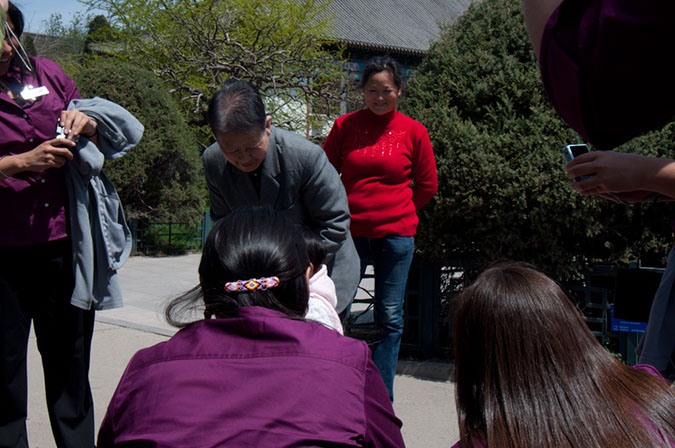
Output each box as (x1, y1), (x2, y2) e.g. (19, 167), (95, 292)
(26, 254), (459, 447)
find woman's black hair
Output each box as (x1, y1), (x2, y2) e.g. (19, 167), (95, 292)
(358, 55), (404, 91)
(302, 229), (326, 274)
(4, 2), (31, 88)
(165, 206), (310, 327)
(207, 79), (267, 135)
(7, 2), (24, 39)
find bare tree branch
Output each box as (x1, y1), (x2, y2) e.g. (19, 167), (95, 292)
(80, 0), (347, 135)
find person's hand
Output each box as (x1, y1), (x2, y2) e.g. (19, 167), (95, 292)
(16, 138), (75, 171)
(60, 109), (98, 140)
(565, 151), (652, 197)
(1, 0), (8, 13)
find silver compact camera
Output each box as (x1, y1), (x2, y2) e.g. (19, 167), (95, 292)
(55, 122), (79, 144)
(56, 122), (67, 139)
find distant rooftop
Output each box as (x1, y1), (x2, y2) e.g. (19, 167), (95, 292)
(325, 0), (475, 55)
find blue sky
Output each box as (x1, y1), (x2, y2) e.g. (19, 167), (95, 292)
(13, 0), (106, 33)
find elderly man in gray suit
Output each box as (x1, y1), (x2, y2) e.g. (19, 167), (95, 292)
(202, 80), (359, 315)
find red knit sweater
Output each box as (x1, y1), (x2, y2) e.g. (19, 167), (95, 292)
(323, 109), (437, 238)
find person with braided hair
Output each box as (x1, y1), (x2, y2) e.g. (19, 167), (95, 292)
(97, 206), (404, 448)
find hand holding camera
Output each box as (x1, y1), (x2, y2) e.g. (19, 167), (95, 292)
(58, 109), (98, 142)
(564, 145), (662, 202)
(562, 144), (591, 182)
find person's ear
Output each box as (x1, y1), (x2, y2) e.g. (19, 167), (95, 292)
(305, 266), (312, 281)
(265, 116), (272, 136)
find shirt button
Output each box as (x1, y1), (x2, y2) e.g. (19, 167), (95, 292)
(22, 114), (28, 119)
(29, 138), (34, 143)
(44, 203), (49, 207)
(41, 179), (46, 184)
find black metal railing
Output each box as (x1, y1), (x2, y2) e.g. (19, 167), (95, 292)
(347, 259), (662, 364)
(130, 217), (206, 254)
(131, 214), (661, 364)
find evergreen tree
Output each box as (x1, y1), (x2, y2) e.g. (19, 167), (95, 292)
(84, 15), (120, 52)
(71, 59), (206, 226)
(401, 0), (674, 277)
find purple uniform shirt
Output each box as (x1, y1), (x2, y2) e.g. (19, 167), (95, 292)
(0, 57), (81, 246)
(539, 1), (675, 150)
(98, 306), (405, 447)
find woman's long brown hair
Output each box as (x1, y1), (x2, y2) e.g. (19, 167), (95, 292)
(453, 263), (675, 448)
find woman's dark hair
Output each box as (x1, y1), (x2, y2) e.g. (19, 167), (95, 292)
(7, 2), (24, 39)
(5, 2), (30, 79)
(207, 79), (267, 135)
(302, 229), (326, 274)
(453, 263), (675, 448)
(358, 55), (404, 91)
(165, 206), (310, 327)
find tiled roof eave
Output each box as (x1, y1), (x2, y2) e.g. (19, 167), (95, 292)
(333, 37), (427, 57)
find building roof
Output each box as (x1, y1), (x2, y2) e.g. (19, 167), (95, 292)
(325, 0), (474, 55)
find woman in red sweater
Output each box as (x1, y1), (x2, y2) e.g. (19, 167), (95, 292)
(323, 55), (437, 400)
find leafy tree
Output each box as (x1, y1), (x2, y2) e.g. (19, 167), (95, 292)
(401, 0), (674, 277)
(79, 0), (346, 142)
(70, 58), (206, 225)
(36, 12), (89, 57)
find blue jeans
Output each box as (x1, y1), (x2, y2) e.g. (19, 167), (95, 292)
(353, 235), (414, 401)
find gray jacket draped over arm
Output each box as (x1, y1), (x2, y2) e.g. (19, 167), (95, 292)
(65, 97), (144, 310)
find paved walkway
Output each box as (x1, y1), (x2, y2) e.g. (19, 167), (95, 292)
(26, 254), (459, 447)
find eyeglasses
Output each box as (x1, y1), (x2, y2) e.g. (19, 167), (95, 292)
(221, 134), (266, 156)
(3, 22), (33, 73)
(3, 22), (16, 44)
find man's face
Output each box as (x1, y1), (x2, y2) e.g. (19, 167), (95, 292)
(215, 117), (271, 173)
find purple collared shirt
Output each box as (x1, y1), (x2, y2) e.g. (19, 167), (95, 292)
(98, 306), (405, 447)
(0, 57), (81, 246)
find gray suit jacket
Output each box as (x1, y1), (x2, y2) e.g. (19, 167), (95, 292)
(203, 126), (359, 313)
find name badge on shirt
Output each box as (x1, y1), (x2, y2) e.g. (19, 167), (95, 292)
(20, 85), (49, 101)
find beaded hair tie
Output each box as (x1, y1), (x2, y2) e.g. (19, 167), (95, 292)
(224, 276), (280, 293)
